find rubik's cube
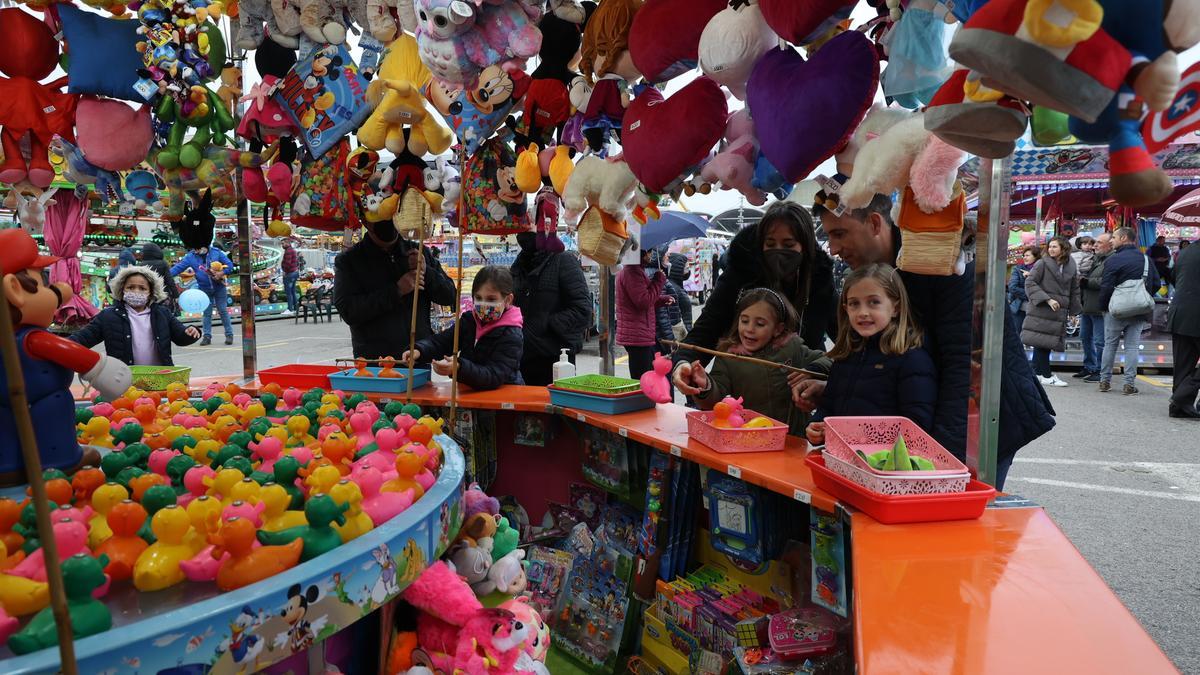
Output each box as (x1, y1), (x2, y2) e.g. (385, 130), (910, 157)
(735, 616), (769, 649)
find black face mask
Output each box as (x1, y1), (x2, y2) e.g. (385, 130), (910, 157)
(763, 248), (803, 280)
(516, 232), (537, 252)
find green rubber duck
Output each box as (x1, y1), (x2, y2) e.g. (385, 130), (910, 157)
(208, 444), (246, 468)
(75, 407), (94, 426)
(269, 457), (306, 510)
(101, 450), (137, 480)
(42, 468), (69, 482)
(166, 455), (197, 493)
(344, 394), (366, 411)
(260, 392), (279, 416)
(113, 422), (144, 447)
(227, 431), (254, 450)
(400, 403), (422, 419)
(223, 456), (255, 478)
(248, 417), (273, 441)
(9, 553), (112, 654)
(171, 435), (198, 457)
(384, 402), (406, 418)
(124, 443), (153, 466)
(114, 466), (147, 491)
(257, 494), (348, 562)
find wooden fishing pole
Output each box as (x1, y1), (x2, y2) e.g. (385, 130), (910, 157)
(0, 262), (78, 675)
(661, 339), (828, 380)
(448, 146), (467, 423)
(406, 195), (427, 403)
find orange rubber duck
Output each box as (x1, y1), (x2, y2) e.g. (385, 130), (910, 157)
(71, 468), (106, 505)
(353, 357), (375, 377)
(95, 500), (149, 582)
(377, 356), (401, 378)
(0, 498), (26, 554)
(88, 482), (130, 549)
(210, 516), (303, 591)
(381, 450), (426, 500)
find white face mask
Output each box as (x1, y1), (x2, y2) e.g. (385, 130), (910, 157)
(124, 290), (150, 307)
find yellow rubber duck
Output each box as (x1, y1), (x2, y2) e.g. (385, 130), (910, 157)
(133, 506), (199, 592)
(0, 541), (49, 617)
(329, 480), (372, 543)
(79, 417), (114, 448)
(304, 465), (342, 497)
(260, 484), (308, 532)
(206, 468), (246, 501)
(88, 482), (129, 549)
(227, 478), (262, 506)
(185, 496), (224, 550)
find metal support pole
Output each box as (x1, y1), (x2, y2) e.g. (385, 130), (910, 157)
(968, 157), (1012, 486)
(598, 265), (614, 375)
(235, 170), (257, 380)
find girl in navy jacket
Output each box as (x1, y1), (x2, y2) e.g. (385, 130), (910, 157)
(405, 266), (524, 391)
(806, 264), (937, 445)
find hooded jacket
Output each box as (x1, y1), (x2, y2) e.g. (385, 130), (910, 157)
(510, 245), (592, 360)
(140, 243), (179, 301)
(672, 223), (837, 367)
(334, 237), (457, 360)
(812, 335), (937, 432)
(616, 264), (668, 347)
(71, 265), (198, 365)
(415, 308), (525, 391)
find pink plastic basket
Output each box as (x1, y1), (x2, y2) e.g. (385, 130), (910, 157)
(686, 409), (787, 453)
(822, 416), (969, 495)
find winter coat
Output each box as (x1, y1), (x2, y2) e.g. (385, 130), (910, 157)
(108, 248), (136, 280)
(139, 244), (179, 302)
(281, 245), (301, 274)
(616, 265), (668, 347)
(1020, 256), (1081, 351)
(415, 308), (524, 391)
(1007, 263), (1031, 313)
(1100, 244), (1160, 315)
(334, 238), (457, 360)
(673, 224), (837, 368)
(70, 302), (198, 366)
(812, 336), (937, 432)
(1071, 249), (1095, 277)
(511, 250), (592, 360)
(1167, 243), (1200, 337)
(693, 335), (831, 437)
(997, 307), (1056, 466)
(1079, 251), (1111, 316)
(667, 253), (693, 330)
(170, 248), (234, 292)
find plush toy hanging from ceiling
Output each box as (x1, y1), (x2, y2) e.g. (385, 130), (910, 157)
(57, 4), (146, 104)
(76, 98), (155, 173)
(698, 1), (779, 101)
(758, 0), (857, 45)
(628, 0), (724, 84)
(577, 0), (643, 155)
(239, 40), (302, 230)
(367, 0), (419, 43)
(508, 2), (595, 150)
(948, 0), (1200, 207)
(880, 0), (954, 109)
(747, 30), (879, 183)
(458, 135), (531, 234)
(0, 9), (79, 188)
(413, 0), (544, 88)
(237, 0), (304, 49)
(701, 109), (790, 207)
(359, 33), (454, 158)
(276, 43), (373, 159)
(156, 145), (274, 219)
(424, 64), (531, 156)
(621, 77), (727, 194)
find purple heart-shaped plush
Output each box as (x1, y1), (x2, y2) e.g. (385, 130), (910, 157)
(622, 77), (728, 193)
(747, 33), (878, 183)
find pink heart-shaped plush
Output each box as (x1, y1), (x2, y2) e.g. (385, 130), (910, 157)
(621, 77), (728, 192)
(629, 0), (727, 83)
(758, 0), (857, 45)
(76, 97), (154, 172)
(747, 34), (878, 183)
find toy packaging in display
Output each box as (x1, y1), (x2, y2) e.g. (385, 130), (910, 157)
(277, 44), (372, 159)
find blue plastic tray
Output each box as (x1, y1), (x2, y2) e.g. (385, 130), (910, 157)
(328, 366), (432, 393)
(549, 386), (655, 414)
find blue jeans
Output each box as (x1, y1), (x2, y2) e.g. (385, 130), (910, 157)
(284, 272), (299, 311)
(203, 284), (233, 339)
(1079, 314), (1105, 373)
(1100, 315), (1145, 387)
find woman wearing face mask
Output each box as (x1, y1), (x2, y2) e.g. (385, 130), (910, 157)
(617, 244), (675, 380)
(71, 266), (201, 366)
(672, 201), (837, 395)
(402, 265), (525, 391)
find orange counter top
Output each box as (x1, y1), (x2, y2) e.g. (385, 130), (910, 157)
(851, 507), (1176, 674)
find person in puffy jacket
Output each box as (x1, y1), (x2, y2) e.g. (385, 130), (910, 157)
(667, 252), (693, 332)
(405, 266), (524, 391)
(72, 266), (200, 366)
(1008, 245), (1039, 332)
(140, 243), (179, 311)
(511, 232), (592, 385)
(617, 246), (673, 380)
(1020, 236), (1080, 388)
(1098, 227), (1160, 395)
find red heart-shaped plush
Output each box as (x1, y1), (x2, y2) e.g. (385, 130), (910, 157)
(748, 33), (878, 182)
(629, 0), (727, 83)
(758, 0), (857, 45)
(622, 78), (727, 193)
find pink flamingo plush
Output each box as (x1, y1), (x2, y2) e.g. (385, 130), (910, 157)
(639, 352), (673, 404)
(355, 467), (414, 525)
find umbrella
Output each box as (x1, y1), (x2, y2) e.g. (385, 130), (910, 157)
(638, 211), (710, 250)
(1159, 187), (1200, 228)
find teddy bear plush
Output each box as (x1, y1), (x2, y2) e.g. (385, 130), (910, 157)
(237, 0), (303, 48)
(300, 0), (370, 45)
(367, 0), (418, 42)
(562, 155), (639, 223)
(402, 561), (534, 674)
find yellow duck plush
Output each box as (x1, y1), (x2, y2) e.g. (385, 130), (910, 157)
(358, 34), (453, 157)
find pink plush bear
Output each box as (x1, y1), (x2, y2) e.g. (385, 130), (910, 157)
(701, 109), (767, 206)
(414, 0), (542, 87)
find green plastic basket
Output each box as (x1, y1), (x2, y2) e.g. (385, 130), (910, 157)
(551, 374), (642, 396)
(129, 366), (191, 391)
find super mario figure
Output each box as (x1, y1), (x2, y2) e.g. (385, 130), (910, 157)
(1, 229), (131, 486)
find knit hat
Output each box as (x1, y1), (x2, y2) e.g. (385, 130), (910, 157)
(109, 264), (168, 304)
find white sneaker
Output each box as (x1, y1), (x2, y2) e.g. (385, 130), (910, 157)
(1049, 375), (1069, 387)
(280, 309), (295, 316)
(1037, 375), (1055, 386)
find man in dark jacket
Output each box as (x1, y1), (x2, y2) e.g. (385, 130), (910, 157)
(333, 220), (457, 361)
(1098, 227), (1160, 395)
(510, 232), (592, 385)
(667, 252), (693, 333)
(280, 239), (301, 315)
(1167, 240), (1200, 418)
(811, 192), (1055, 488)
(1148, 235), (1172, 293)
(139, 243), (179, 311)
(1076, 233), (1112, 382)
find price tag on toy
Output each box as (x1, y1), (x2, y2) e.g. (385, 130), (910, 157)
(576, 413), (586, 422)
(793, 489), (811, 504)
(618, 428), (628, 438)
(727, 465), (741, 478)
(669, 445), (682, 457)
(501, 402), (515, 410)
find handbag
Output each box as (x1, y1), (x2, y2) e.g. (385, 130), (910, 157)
(1109, 256), (1154, 319)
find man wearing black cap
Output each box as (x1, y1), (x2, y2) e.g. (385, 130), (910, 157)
(333, 219), (457, 361)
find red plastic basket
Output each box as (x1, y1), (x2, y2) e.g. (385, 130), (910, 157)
(686, 409), (787, 453)
(823, 416), (969, 495)
(257, 364), (340, 390)
(806, 454), (995, 524)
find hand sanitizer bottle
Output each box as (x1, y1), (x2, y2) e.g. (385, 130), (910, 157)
(552, 348), (575, 381)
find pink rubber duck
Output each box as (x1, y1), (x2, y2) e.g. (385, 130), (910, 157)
(351, 428), (400, 475)
(10, 519), (89, 582)
(148, 448), (182, 477)
(223, 500), (266, 528)
(89, 402), (115, 419)
(50, 505), (94, 527)
(232, 393), (252, 408)
(721, 396), (746, 428)
(282, 388), (303, 411)
(356, 467), (414, 526)
(287, 445), (315, 467)
(250, 437), (284, 474)
(349, 412), (375, 451)
(639, 352), (673, 404)
(0, 606), (17, 645)
(182, 466), (217, 507)
(392, 414), (416, 436)
(202, 382), (224, 400)
(354, 400), (380, 423)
